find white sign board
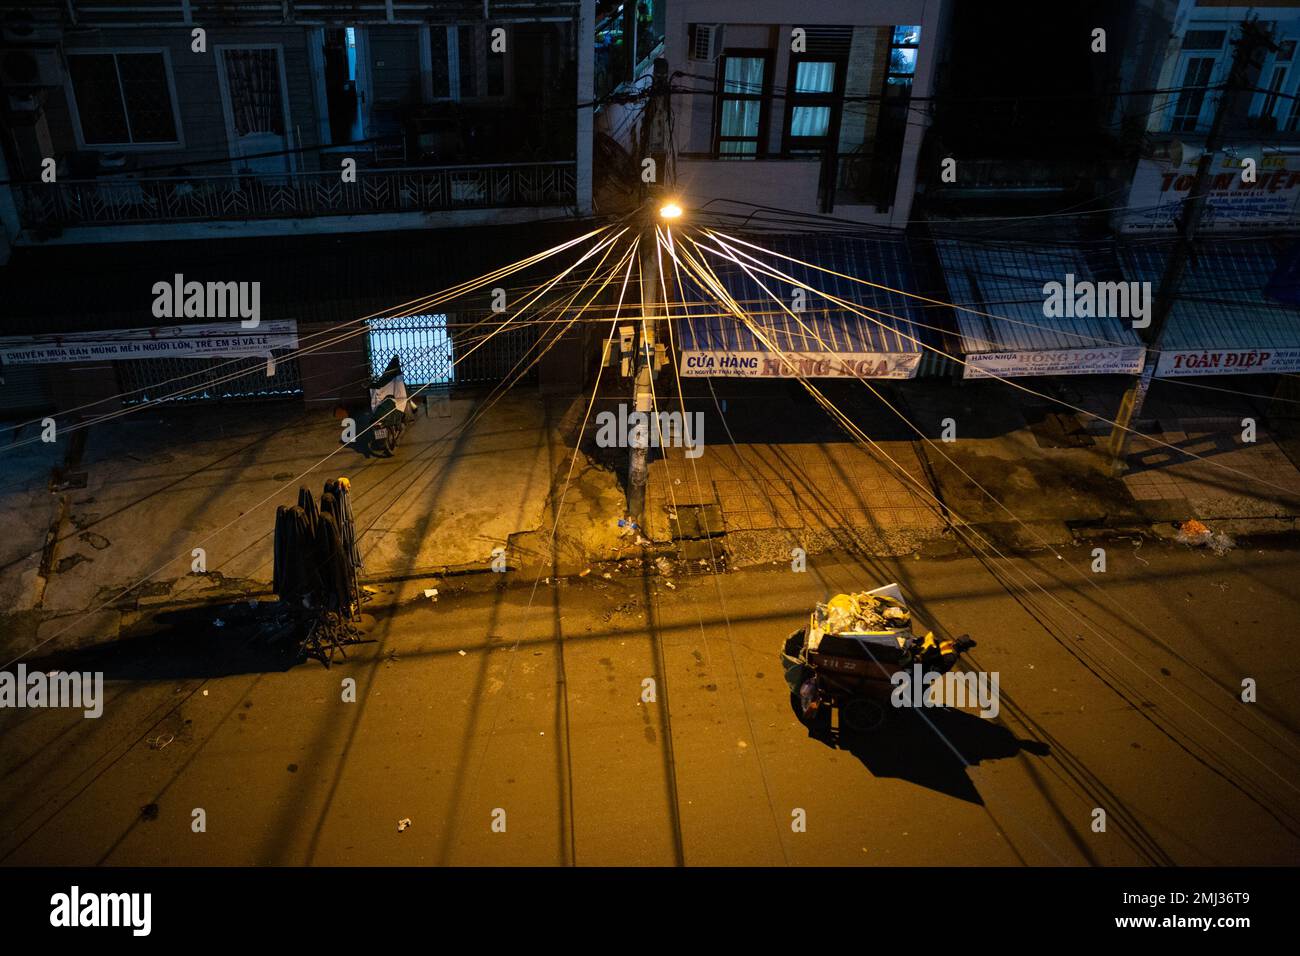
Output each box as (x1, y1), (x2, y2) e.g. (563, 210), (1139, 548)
(0, 321), (299, 366)
(1155, 347), (1300, 377)
(963, 347), (1146, 379)
(679, 350), (921, 379)
(1121, 153), (1300, 233)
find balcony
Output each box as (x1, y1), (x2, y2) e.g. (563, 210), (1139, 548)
(15, 161), (577, 232)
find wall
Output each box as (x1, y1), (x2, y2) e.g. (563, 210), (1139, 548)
(664, 0), (944, 226)
(676, 155), (822, 210)
(45, 27), (320, 175)
(298, 320), (372, 408)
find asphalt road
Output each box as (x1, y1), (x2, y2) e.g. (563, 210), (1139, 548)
(2, 536), (1298, 866)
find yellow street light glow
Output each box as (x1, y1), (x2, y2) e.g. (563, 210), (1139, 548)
(659, 201), (683, 220)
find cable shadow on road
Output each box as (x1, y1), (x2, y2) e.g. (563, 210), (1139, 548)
(793, 700), (1050, 805)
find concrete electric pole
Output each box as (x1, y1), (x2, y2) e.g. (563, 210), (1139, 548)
(626, 57), (671, 521)
(1105, 19), (1276, 473)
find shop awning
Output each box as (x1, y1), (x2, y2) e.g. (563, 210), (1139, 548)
(673, 234), (926, 379)
(935, 240), (1146, 379)
(1120, 239), (1300, 376)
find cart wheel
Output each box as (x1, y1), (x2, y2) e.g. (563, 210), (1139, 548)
(792, 692), (828, 728)
(841, 697), (885, 733)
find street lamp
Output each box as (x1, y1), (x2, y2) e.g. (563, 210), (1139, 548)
(659, 201), (683, 220)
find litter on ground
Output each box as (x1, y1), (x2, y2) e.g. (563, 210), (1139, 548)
(1176, 519), (1235, 556)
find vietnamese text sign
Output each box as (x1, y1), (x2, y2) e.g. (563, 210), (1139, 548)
(1155, 347), (1300, 377)
(1121, 153), (1300, 233)
(0, 321), (299, 367)
(679, 350), (921, 379)
(963, 347), (1146, 379)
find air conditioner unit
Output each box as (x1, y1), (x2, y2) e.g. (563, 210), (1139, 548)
(687, 23), (723, 62)
(1, 10), (64, 46)
(1, 22), (63, 45)
(0, 46), (64, 88)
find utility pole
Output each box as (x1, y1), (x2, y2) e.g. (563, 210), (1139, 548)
(626, 57), (671, 521)
(1106, 19), (1276, 473)
(620, 0), (639, 85)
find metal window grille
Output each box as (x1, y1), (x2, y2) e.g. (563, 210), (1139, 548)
(367, 314), (454, 387)
(367, 313), (542, 390)
(118, 350), (302, 404)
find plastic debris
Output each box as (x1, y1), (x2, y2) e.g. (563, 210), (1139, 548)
(457, 649), (466, 656)
(397, 818), (412, 832)
(665, 580), (676, 591)
(1176, 519), (1235, 555)
(579, 568), (591, 577)
(423, 588), (438, 600)
(655, 556), (673, 575)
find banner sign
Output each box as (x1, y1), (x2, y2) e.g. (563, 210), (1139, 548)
(679, 350), (921, 379)
(1155, 347), (1300, 377)
(1121, 153), (1300, 233)
(0, 321), (299, 367)
(963, 347), (1146, 379)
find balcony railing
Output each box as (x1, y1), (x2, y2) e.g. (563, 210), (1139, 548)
(45, 1), (581, 27)
(16, 161), (577, 230)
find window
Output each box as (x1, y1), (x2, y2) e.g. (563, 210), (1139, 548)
(714, 51), (770, 157)
(783, 57), (844, 154)
(431, 25), (506, 100)
(868, 25), (922, 211)
(487, 29), (505, 96)
(430, 26), (450, 98)
(1172, 55), (1217, 132)
(1252, 39), (1298, 129)
(1169, 26), (1228, 133)
(458, 25), (479, 97)
(885, 24), (920, 89)
(67, 51), (178, 145)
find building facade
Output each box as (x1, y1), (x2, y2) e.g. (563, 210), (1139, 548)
(640, 0), (946, 225)
(0, 0), (593, 249)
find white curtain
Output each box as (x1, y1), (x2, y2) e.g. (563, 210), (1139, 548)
(794, 60), (835, 93)
(723, 57), (764, 94)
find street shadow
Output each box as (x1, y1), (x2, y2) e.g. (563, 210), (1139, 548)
(25, 601), (370, 681)
(1123, 430), (1250, 477)
(792, 695), (1049, 804)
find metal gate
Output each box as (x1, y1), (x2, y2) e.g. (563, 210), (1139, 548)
(118, 350), (303, 405)
(0, 364), (54, 417)
(366, 313), (537, 388)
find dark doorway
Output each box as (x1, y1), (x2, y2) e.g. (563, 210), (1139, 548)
(322, 26), (362, 144)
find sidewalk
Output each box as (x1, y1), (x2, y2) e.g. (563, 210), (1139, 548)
(0, 394), (626, 659)
(641, 377), (1300, 563)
